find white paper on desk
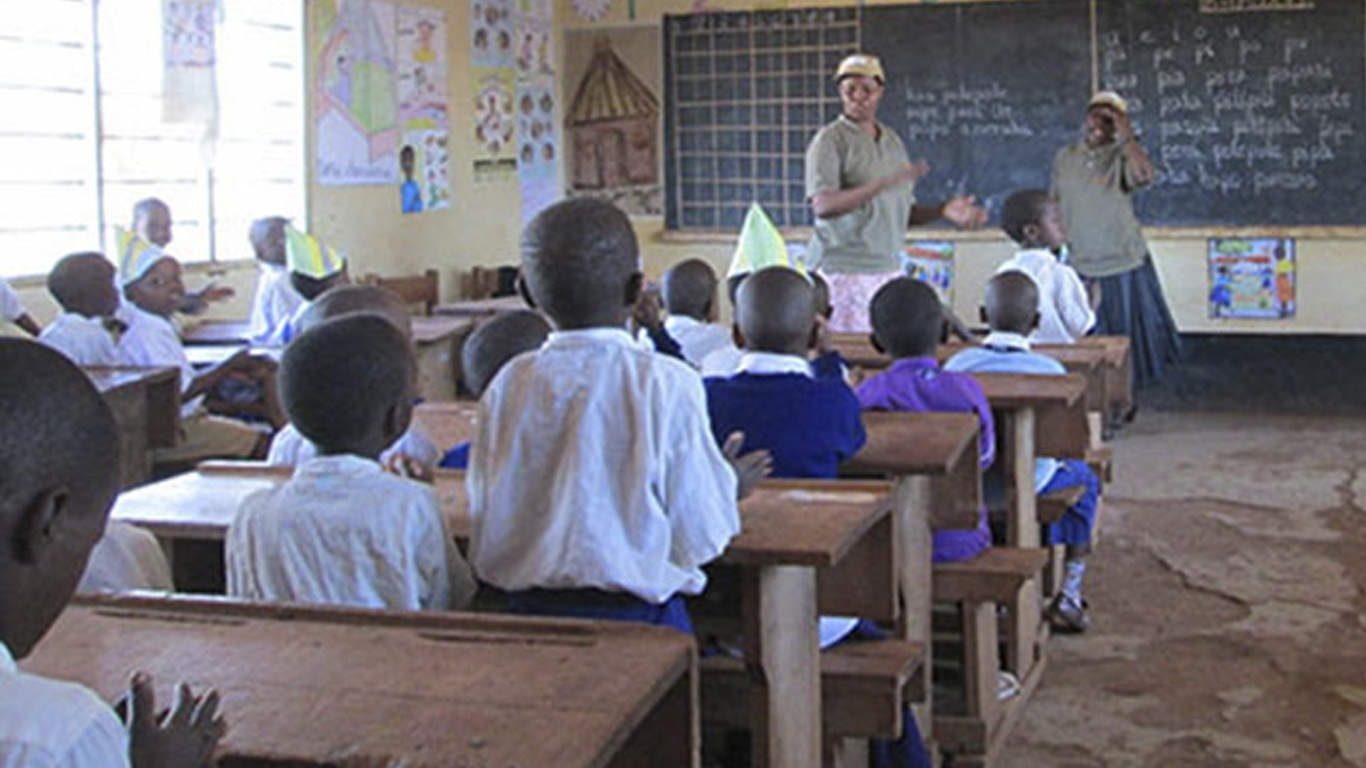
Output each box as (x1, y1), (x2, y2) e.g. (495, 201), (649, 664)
(782, 491), (880, 505)
(819, 616), (859, 650)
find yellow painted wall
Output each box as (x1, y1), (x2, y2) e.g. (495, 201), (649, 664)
(6, 0), (1361, 336)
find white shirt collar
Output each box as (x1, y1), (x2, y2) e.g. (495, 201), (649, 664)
(735, 351), (813, 377)
(0, 641), (13, 673)
(545, 327), (636, 348)
(982, 331), (1033, 351)
(295, 454), (385, 479)
(664, 314), (704, 331)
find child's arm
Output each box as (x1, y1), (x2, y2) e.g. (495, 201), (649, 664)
(123, 672), (226, 768)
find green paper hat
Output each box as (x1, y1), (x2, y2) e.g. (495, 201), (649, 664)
(727, 203), (806, 279)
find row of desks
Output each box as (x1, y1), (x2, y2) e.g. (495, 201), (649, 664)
(99, 407), (984, 768)
(182, 316), (477, 401)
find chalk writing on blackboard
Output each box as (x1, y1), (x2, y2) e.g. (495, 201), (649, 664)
(1199, 0), (1314, 14)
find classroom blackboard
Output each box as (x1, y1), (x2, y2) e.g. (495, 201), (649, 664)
(861, 0), (1092, 220)
(663, 9), (859, 230)
(1097, 0), (1366, 226)
(663, 0), (1366, 232)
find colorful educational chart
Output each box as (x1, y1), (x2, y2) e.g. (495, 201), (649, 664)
(1208, 238), (1296, 320)
(472, 68), (518, 181)
(161, 0), (217, 124)
(514, 0), (558, 223)
(313, 0), (400, 185)
(901, 241), (955, 302)
(397, 6), (450, 212)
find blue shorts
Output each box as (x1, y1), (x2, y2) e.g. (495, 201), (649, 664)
(505, 587), (695, 635)
(1039, 458), (1100, 548)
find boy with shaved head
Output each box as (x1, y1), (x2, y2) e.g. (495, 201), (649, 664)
(0, 340), (223, 767)
(656, 258), (731, 367)
(945, 271), (1100, 632)
(266, 284), (442, 471)
(40, 252), (123, 366)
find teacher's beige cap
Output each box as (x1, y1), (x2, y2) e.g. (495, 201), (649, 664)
(835, 53), (884, 83)
(1088, 90), (1129, 115)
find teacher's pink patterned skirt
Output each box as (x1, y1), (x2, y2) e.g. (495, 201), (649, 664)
(821, 270), (902, 333)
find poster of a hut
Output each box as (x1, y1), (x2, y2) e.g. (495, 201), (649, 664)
(563, 27), (662, 216)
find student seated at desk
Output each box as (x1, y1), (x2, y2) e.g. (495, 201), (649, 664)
(39, 252), (122, 367)
(468, 198), (771, 633)
(0, 340), (224, 768)
(856, 278), (995, 563)
(944, 272), (1101, 632)
(129, 197), (234, 316)
(438, 309), (551, 470)
(642, 258), (732, 368)
(702, 267), (931, 768)
(0, 277), (39, 337)
(228, 314), (476, 611)
(246, 216), (305, 347)
(267, 285), (441, 472)
(994, 189), (1097, 345)
(117, 237), (280, 461)
(277, 225), (349, 345)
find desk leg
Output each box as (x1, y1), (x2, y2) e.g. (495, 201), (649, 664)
(744, 564), (820, 768)
(1000, 408), (1043, 678)
(892, 476), (933, 746)
(1002, 408), (1039, 549)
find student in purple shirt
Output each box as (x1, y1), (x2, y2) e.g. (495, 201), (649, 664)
(856, 277), (994, 563)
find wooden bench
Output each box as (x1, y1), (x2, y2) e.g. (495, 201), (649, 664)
(932, 547), (1050, 768)
(24, 594), (697, 768)
(85, 366), (181, 487)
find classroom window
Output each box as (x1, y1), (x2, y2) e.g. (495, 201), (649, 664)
(0, 0), (305, 278)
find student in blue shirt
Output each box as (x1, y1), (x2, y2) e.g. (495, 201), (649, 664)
(944, 271), (1101, 632)
(703, 266), (930, 768)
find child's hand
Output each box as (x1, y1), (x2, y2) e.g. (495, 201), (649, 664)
(723, 431), (772, 501)
(125, 673), (226, 768)
(385, 453), (435, 483)
(631, 286), (664, 333)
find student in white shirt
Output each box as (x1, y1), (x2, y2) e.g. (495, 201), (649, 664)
(468, 198), (772, 633)
(131, 197), (234, 315)
(0, 340), (223, 768)
(228, 314), (475, 611)
(264, 284), (442, 472)
(246, 217), (305, 347)
(39, 252), (122, 367)
(118, 248), (279, 461)
(995, 189), (1099, 344)
(650, 258), (733, 368)
(0, 277), (40, 337)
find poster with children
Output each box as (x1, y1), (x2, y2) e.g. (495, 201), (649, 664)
(397, 6), (450, 212)
(472, 68), (518, 181)
(1207, 238), (1296, 319)
(470, 0), (515, 69)
(901, 240), (955, 303)
(517, 83), (561, 225)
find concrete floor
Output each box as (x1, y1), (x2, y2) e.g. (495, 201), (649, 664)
(1000, 410), (1366, 767)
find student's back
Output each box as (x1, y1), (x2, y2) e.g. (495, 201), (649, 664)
(469, 199), (764, 630)
(855, 278), (994, 563)
(227, 314), (475, 611)
(703, 268), (863, 479)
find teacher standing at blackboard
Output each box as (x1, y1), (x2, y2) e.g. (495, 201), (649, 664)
(1051, 91), (1181, 389)
(805, 53), (987, 333)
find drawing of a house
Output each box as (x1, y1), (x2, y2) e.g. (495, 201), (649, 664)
(568, 37), (659, 190)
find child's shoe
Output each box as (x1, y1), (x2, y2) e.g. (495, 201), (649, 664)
(1046, 595), (1090, 633)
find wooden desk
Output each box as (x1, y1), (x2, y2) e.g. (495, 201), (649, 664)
(1075, 335), (1133, 420)
(86, 366), (181, 487)
(24, 595), (697, 768)
(181, 320), (253, 346)
(843, 411), (982, 739)
(411, 315), (476, 401)
(111, 465), (892, 768)
(433, 294), (528, 317)
(413, 400), (480, 451)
